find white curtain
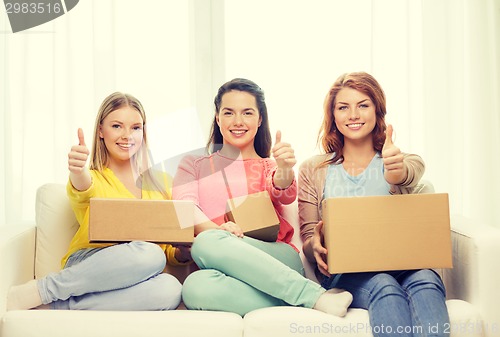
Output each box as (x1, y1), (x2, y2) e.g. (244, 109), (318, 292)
(421, 0), (500, 227)
(2, 0), (499, 228)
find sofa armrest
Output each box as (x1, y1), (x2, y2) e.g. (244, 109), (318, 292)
(443, 215), (500, 336)
(0, 225), (36, 316)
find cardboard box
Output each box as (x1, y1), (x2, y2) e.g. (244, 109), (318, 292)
(322, 193), (452, 274)
(225, 191), (280, 242)
(89, 198), (194, 244)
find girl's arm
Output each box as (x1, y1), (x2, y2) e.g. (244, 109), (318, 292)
(298, 156), (330, 276)
(66, 129), (93, 226)
(69, 170), (92, 192)
(273, 166), (295, 190)
(172, 155), (212, 234)
(382, 125), (425, 187)
(192, 206), (222, 235)
(172, 155), (243, 237)
(298, 158), (321, 262)
(267, 131), (298, 204)
(397, 154), (425, 188)
(271, 130), (296, 189)
(164, 244), (192, 266)
(267, 166), (297, 205)
(302, 222), (329, 277)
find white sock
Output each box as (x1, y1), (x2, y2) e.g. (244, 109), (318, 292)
(313, 288), (353, 317)
(7, 280), (43, 311)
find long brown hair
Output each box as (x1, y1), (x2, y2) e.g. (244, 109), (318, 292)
(318, 72), (387, 165)
(90, 92), (169, 198)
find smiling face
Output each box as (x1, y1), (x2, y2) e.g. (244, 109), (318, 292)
(216, 90), (262, 157)
(333, 87), (376, 145)
(98, 106), (144, 167)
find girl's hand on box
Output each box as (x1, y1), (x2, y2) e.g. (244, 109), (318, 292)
(312, 221), (330, 277)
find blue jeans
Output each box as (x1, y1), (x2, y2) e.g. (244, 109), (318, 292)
(182, 229), (325, 316)
(321, 269), (449, 337)
(38, 241), (182, 310)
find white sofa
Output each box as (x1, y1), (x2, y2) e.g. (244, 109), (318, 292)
(1, 183), (500, 337)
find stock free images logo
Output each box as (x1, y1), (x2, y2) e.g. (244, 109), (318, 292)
(3, 0), (78, 33)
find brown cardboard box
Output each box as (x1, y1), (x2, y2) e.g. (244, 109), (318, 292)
(89, 198), (194, 244)
(322, 193), (452, 274)
(225, 191), (280, 242)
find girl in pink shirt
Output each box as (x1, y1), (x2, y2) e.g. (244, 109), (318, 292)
(173, 78), (352, 316)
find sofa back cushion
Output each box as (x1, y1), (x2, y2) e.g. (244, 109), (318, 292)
(35, 183), (79, 279)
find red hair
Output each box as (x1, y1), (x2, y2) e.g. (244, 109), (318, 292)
(318, 72), (387, 165)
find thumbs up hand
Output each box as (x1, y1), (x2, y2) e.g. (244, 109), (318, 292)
(68, 128), (92, 191)
(272, 130), (296, 189)
(272, 130), (297, 170)
(382, 124), (406, 185)
(68, 128), (90, 173)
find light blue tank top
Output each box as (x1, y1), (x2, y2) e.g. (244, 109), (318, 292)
(323, 153), (391, 199)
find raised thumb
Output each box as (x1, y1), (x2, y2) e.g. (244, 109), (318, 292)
(77, 128), (86, 146)
(384, 124), (394, 146)
(275, 130), (282, 145)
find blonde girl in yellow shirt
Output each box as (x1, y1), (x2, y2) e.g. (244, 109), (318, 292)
(8, 92), (188, 311)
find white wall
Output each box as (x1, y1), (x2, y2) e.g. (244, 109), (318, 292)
(223, 0), (424, 165)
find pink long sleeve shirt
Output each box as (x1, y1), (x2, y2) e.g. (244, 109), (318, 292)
(172, 152), (297, 246)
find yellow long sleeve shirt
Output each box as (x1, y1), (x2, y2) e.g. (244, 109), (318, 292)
(62, 167), (185, 268)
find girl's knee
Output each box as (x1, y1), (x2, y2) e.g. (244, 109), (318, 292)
(127, 241), (166, 273)
(154, 273), (182, 310)
(411, 269), (443, 284)
(193, 229), (228, 249)
(369, 273), (405, 298)
(191, 230), (232, 265)
(404, 269), (446, 296)
(370, 273), (399, 287)
(182, 270), (220, 309)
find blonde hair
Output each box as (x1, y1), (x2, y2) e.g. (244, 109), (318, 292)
(90, 92), (169, 198)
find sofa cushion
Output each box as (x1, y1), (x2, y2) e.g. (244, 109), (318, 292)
(446, 299), (483, 337)
(1, 310), (243, 337)
(244, 306), (372, 337)
(35, 183), (79, 279)
(243, 300), (483, 337)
